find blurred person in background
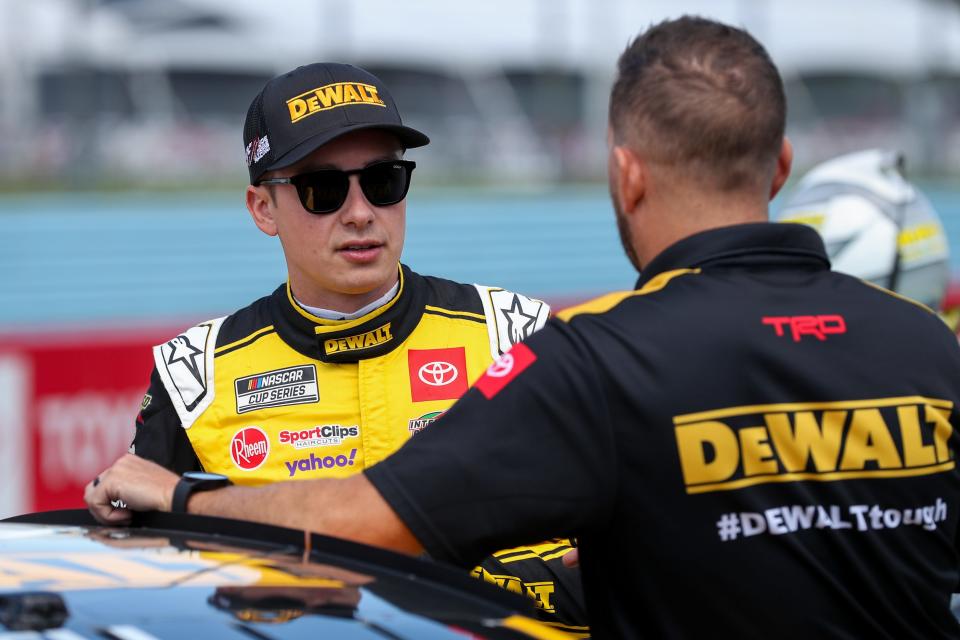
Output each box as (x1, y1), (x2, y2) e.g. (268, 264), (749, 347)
(774, 148), (953, 321)
(89, 17), (960, 638)
(125, 62), (587, 634)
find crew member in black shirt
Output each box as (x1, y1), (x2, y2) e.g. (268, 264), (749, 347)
(87, 16), (960, 639)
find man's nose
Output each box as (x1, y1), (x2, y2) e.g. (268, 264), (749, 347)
(338, 175), (375, 226)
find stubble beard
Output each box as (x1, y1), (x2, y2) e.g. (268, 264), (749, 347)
(610, 184), (642, 274)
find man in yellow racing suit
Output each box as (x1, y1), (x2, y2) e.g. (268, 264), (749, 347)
(129, 62), (588, 636)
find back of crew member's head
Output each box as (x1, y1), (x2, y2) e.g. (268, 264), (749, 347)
(609, 16), (787, 193)
(775, 149), (950, 311)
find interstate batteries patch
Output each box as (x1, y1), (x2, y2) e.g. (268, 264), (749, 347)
(235, 365), (319, 414)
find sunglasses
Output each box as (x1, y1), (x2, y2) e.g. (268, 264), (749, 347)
(257, 159), (416, 214)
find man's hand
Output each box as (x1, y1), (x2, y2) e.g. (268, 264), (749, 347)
(85, 454), (179, 525)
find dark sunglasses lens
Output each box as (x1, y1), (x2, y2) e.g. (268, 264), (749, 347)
(360, 163), (411, 206)
(297, 172), (349, 213)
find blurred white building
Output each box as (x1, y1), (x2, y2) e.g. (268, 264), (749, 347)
(1, 0), (960, 185)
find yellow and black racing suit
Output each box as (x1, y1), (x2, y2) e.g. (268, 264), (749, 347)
(131, 264), (589, 635)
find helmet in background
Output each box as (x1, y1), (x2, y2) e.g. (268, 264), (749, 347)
(774, 149), (950, 310)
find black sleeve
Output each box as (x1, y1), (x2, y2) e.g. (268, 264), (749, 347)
(131, 367), (201, 474)
(365, 320), (617, 568)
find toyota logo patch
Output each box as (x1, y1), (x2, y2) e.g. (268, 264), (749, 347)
(408, 348), (469, 402)
(418, 361), (459, 386)
(485, 353), (515, 378)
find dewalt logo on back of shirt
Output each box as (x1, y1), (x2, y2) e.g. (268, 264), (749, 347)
(287, 82), (385, 123)
(674, 396), (955, 494)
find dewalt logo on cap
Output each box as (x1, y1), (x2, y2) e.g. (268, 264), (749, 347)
(287, 82), (385, 123)
(674, 396), (955, 494)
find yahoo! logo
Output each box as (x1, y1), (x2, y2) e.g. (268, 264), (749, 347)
(285, 449), (357, 477)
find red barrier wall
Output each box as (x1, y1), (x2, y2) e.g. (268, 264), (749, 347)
(0, 328), (173, 516)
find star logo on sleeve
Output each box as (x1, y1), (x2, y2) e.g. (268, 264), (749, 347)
(166, 335), (204, 386)
(501, 295), (539, 345)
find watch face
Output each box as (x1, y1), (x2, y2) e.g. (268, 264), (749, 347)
(184, 472), (229, 482)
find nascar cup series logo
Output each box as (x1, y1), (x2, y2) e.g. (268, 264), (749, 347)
(235, 365), (319, 414)
(231, 426), (270, 470)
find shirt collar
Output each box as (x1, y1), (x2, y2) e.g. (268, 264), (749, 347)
(636, 222), (830, 289)
(294, 280), (401, 321)
(271, 264), (427, 363)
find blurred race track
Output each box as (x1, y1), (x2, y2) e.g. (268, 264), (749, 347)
(4, 183), (960, 329)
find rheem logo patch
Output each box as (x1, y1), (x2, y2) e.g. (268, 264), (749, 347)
(230, 426), (270, 470)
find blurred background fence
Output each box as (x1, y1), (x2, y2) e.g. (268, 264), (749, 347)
(2, 0), (960, 515)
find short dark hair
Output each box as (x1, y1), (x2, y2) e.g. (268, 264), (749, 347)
(609, 16), (786, 191)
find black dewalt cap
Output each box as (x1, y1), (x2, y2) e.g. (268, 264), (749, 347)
(243, 63), (430, 184)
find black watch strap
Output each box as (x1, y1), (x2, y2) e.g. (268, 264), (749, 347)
(171, 478), (195, 514)
(171, 473), (231, 513)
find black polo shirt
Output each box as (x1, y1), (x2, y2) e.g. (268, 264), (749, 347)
(367, 222), (960, 639)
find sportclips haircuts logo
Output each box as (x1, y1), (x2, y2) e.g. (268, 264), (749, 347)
(279, 425), (359, 449)
(231, 426), (270, 471)
(286, 82), (385, 123)
(674, 397), (954, 494)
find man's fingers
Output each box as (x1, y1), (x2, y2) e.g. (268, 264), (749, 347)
(87, 496), (129, 525)
(562, 548), (580, 568)
(84, 469), (130, 525)
(91, 506), (131, 526)
(103, 507), (132, 525)
(86, 454), (179, 523)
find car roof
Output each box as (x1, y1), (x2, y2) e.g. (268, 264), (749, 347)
(0, 510), (561, 640)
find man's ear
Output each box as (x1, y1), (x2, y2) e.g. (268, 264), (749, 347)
(246, 185), (278, 237)
(612, 145), (646, 215)
(769, 137), (793, 200)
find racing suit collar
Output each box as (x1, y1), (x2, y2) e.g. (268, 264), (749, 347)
(635, 222), (830, 290)
(271, 263), (427, 363)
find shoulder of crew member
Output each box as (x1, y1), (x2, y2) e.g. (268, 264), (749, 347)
(846, 272), (960, 344)
(554, 267), (701, 325)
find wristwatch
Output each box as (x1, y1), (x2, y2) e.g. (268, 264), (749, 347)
(171, 471), (232, 513)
